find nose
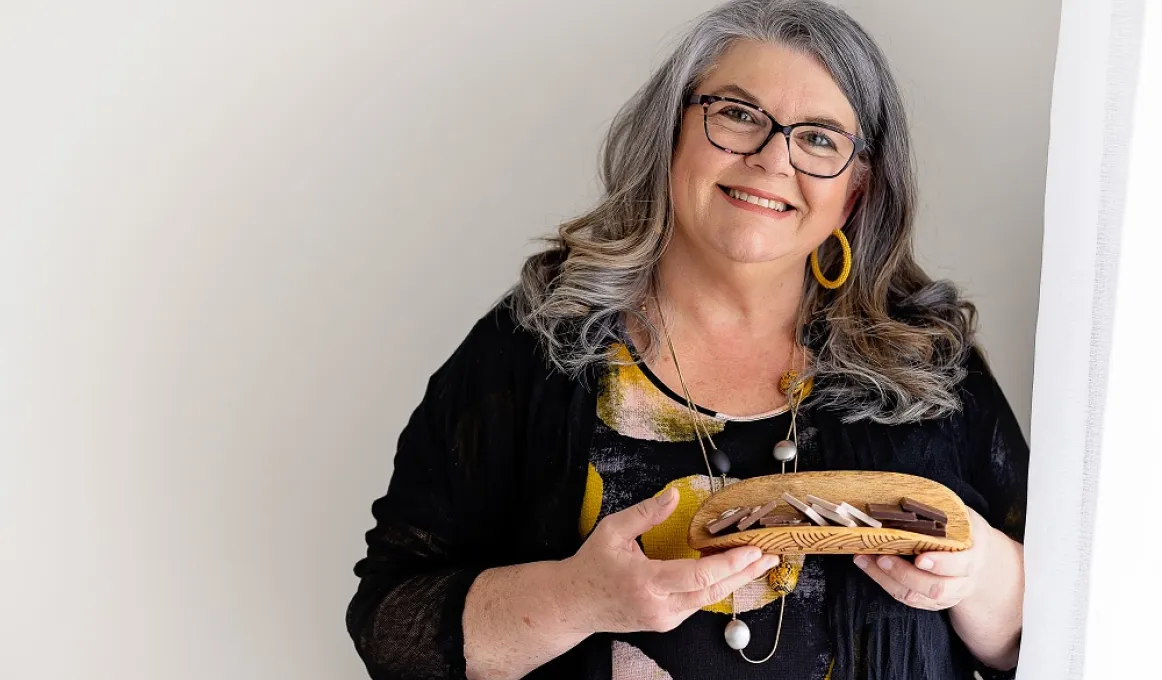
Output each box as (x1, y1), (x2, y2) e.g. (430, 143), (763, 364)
(744, 131), (795, 176)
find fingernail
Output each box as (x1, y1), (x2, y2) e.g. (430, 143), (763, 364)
(760, 555), (780, 570)
(854, 555), (869, 570)
(658, 488), (677, 504)
(916, 557), (934, 571)
(878, 557), (893, 571)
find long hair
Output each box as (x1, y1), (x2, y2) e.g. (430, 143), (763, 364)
(508, 0), (976, 424)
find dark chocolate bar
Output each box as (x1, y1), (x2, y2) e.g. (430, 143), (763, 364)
(881, 519), (947, 537)
(867, 503), (918, 522)
(900, 497), (948, 523)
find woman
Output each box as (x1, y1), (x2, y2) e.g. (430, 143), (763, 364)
(346, 1), (1027, 678)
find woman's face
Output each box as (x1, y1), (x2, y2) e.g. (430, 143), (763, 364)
(670, 40), (862, 266)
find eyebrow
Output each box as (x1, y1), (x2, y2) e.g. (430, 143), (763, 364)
(708, 83), (855, 134)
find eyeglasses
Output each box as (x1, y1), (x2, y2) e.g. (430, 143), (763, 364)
(686, 94), (868, 179)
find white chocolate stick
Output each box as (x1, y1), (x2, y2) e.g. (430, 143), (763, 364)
(781, 492), (830, 526)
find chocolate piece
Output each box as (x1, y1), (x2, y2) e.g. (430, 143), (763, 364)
(706, 507), (744, 534)
(781, 492), (830, 526)
(737, 499), (780, 531)
(867, 503), (918, 522)
(882, 518), (935, 529)
(838, 502), (883, 528)
(811, 503), (858, 527)
(900, 497), (948, 523)
(759, 514), (804, 527)
(805, 494), (844, 514)
(881, 519), (947, 537)
(734, 505), (762, 528)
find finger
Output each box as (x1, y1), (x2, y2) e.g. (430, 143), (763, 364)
(598, 488), (679, 542)
(670, 553), (780, 611)
(870, 555), (964, 602)
(650, 547), (771, 594)
(854, 555), (922, 605)
(855, 556), (957, 609)
(914, 550), (972, 577)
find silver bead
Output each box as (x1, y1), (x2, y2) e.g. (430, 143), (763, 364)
(773, 440), (797, 463)
(724, 619), (751, 650)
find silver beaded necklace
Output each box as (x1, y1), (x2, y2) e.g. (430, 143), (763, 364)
(652, 299), (805, 664)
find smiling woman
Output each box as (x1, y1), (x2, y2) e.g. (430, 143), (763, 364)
(671, 42), (865, 272)
(513, 9), (974, 427)
(347, 2), (1028, 680)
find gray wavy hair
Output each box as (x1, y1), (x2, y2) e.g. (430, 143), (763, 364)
(507, 0), (976, 424)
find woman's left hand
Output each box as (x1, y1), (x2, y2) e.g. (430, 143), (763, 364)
(853, 507), (994, 611)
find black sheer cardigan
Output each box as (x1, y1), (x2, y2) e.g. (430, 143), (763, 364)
(346, 300), (1028, 680)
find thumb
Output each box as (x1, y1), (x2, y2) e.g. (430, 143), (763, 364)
(602, 487), (679, 541)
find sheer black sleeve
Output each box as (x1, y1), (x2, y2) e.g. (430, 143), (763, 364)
(961, 348), (1030, 543)
(346, 307), (529, 680)
(959, 348), (1030, 680)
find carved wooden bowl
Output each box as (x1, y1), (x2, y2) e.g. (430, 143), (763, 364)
(688, 471), (972, 556)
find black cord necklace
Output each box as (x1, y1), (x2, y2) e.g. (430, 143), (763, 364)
(650, 299), (810, 663)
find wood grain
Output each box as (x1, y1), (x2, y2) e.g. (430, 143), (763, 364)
(688, 471), (972, 556)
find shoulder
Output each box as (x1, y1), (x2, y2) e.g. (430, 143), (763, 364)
(435, 294), (546, 384)
(834, 346), (1011, 444)
(425, 293), (579, 412)
(460, 294), (538, 357)
(920, 345), (1027, 475)
(954, 346), (1013, 421)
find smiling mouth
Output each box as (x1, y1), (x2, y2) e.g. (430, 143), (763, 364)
(719, 185), (795, 212)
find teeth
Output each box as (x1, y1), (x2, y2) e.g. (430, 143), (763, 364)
(727, 188), (789, 212)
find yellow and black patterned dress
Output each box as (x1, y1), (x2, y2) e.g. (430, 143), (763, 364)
(350, 303), (1030, 680)
(580, 343), (833, 680)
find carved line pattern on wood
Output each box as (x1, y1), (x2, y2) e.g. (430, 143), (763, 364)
(699, 530), (964, 555)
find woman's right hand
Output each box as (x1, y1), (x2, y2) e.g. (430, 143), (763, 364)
(560, 487), (780, 635)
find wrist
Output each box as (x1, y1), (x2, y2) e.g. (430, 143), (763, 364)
(551, 557), (601, 639)
(956, 526), (1022, 613)
(947, 527), (1024, 671)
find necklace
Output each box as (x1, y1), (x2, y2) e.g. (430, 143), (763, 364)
(651, 299), (807, 664)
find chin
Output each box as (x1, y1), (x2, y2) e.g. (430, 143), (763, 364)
(713, 225), (794, 264)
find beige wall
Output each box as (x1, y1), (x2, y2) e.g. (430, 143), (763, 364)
(838, 1), (1058, 433)
(0, 1), (1055, 678)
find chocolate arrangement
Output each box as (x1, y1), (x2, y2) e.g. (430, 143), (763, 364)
(688, 470), (972, 556)
(707, 494), (949, 538)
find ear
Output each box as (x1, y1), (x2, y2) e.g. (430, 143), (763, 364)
(839, 170), (866, 228)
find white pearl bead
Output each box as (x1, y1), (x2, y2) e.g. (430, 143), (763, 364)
(773, 440), (797, 462)
(724, 619), (751, 650)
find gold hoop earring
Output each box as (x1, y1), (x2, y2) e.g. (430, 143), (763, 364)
(810, 228), (852, 289)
